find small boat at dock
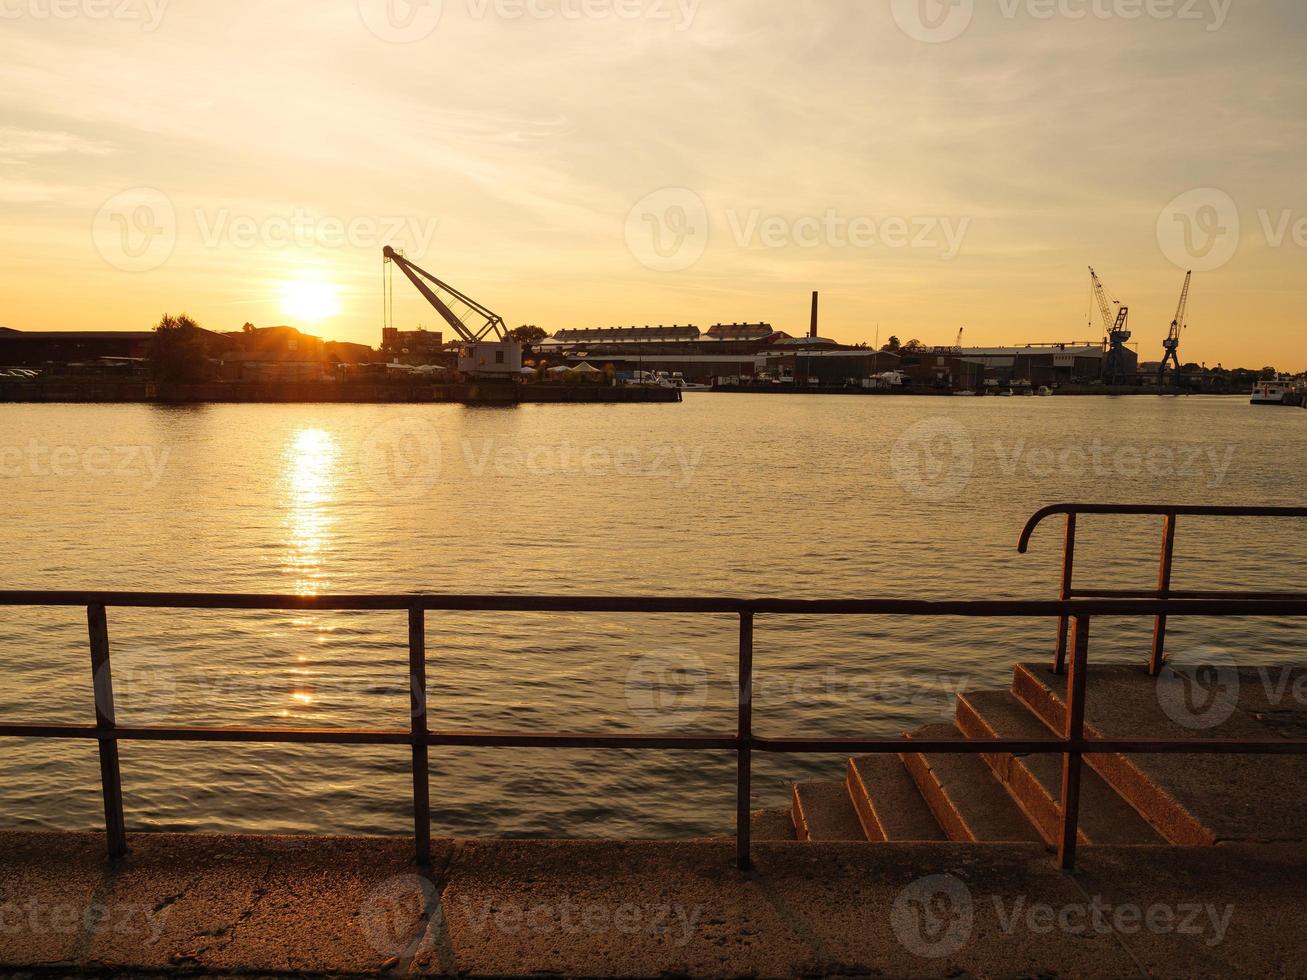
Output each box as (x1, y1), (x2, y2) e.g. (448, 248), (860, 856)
(1251, 381), (1305, 406)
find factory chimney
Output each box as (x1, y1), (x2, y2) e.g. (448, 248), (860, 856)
(809, 291), (819, 339)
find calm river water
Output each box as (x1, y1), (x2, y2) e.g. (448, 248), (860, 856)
(1, 394), (1304, 839)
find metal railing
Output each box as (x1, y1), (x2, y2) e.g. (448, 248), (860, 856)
(3, 588), (1307, 872)
(1019, 504), (1307, 675)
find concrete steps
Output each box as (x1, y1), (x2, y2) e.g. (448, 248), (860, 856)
(956, 689), (1164, 845)
(1012, 661), (1211, 844)
(775, 658), (1307, 851)
(1012, 661), (1307, 846)
(845, 755), (946, 842)
(901, 723), (1044, 843)
(748, 807), (797, 841)
(791, 781), (866, 841)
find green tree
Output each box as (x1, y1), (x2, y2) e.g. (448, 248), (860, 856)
(150, 313), (215, 383)
(510, 325), (548, 346)
(881, 335), (901, 353)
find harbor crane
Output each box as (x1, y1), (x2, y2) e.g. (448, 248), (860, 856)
(1158, 270), (1192, 388)
(382, 245), (522, 377)
(1089, 266), (1132, 386)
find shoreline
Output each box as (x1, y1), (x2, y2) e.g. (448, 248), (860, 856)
(0, 379), (1259, 404)
(0, 380), (681, 405)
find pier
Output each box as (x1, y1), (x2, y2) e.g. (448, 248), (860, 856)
(3, 831), (1305, 976)
(2, 506), (1307, 976)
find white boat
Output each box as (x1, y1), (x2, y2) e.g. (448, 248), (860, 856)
(666, 378), (712, 392)
(658, 372), (711, 392)
(632, 370), (711, 392)
(1037, 386), (1052, 396)
(1250, 381), (1305, 406)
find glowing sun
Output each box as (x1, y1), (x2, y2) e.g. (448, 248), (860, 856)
(279, 279), (341, 323)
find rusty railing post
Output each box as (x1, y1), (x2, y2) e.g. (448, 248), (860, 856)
(736, 610), (754, 872)
(87, 604), (127, 859)
(1149, 514), (1177, 676)
(409, 606), (431, 865)
(1053, 513), (1077, 674)
(1058, 614), (1090, 871)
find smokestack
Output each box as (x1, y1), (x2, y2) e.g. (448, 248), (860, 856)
(810, 291), (819, 339)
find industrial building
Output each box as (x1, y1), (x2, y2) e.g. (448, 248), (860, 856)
(381, 326), (444, 359)
(535, 322), (867, 384)
(952, 342), (1127, 387)
(536, 297), (868, 385)
(537, 323), (786, 382)
(534, 328), (1123, 389)
(0, 328), (153, 365)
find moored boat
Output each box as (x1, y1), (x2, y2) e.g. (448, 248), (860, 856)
(1251, 381), (1305, 406)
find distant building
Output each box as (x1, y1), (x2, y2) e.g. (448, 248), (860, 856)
(381, 327), (444, 360)
(893, 350), (984, 390)
(951, 343), (1123, 386)
(325, 341), (380, 366)
(219, 325), (328, 382)
(537, 323), (872, 384)
(705, 323), (774, 342)
(760, 348), (904, 386)
(548, 325), (701, 345)
(217, 351), (330, 383)
(0, 327), (153, 366)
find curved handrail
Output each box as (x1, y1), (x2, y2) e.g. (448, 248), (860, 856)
(1017, 503), (1307, 553)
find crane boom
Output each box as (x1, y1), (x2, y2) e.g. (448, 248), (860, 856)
(1159, 270), (1192, 387)
(1090, 266), (1132, 386)
(1088, 266), (1115, 334)
(1169, 271), (1191, 344)
(383, 245), (507, 343)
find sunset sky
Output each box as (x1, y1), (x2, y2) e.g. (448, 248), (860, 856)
(2, 0), (1304, 369)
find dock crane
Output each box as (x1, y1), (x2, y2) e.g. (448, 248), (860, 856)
(1089, 266), (1132, 386)
(1158, 271), (1192, 388)
(382, 245), (522, 377)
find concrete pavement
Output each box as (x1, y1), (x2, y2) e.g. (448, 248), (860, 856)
(2, 831), (1305, 977)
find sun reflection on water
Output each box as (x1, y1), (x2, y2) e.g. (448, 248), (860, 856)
(279, 428), (338, 719)
(283, 428), (338, 596)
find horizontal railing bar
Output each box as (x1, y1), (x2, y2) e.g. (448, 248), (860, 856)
(754, 737), (1065, 754)
(1018, 504), (1307, 552)
(1033, 504), (1307, 518)
(0, 592), (749, 612)
(755, 737), (1307, 755)
(3, 592), (1307, 618)
(0, 724), (737, 750)
(0, 723), (410, 744)
(1070, 588), (1307, 601)
(6, 725), (1305, 756)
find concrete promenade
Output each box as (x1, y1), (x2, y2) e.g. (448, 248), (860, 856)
(2, 831), (1304, 977)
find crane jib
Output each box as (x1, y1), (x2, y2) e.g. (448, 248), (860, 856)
(382, 246), (508, 344)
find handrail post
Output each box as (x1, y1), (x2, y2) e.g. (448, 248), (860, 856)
(409, 607), (431, 866)
(736, 611), (754, 872)
(1057, 614), (1090, 871)
(1149, 514), (1177, 676)
(1053, 513), (1077, 674)
(88, 604), (127, 859)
